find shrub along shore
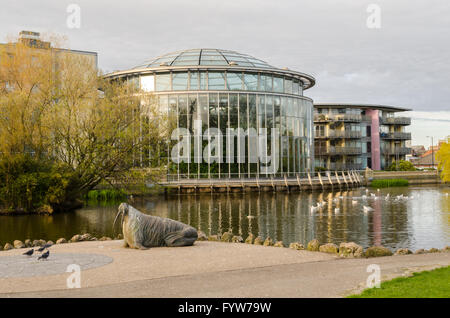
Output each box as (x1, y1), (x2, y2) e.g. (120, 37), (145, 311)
(2, 231), (448, 259)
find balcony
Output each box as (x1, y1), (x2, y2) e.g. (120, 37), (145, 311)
(380, 117), (411, 125)
(315, 130), (362, 139)
(314, 114), (362, 123)
(380, 132), (412, 140)
(381, 147), (412, 155)
(315, 146), (362, 156)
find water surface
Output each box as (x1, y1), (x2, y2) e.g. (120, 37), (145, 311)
(1, 186), (449, 251)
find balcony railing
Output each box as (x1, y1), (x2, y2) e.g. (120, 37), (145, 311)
(381, 147), (412, 155)
(328, 163), (363, 171)
(315, 130), (362, 139)
(315, 146), (362, 156)
(380, 132), (412, 140)
(380, 117), (411, 125)
(314, 114), (362, 123)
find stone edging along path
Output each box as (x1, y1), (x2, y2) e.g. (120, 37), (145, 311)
(2, 231), (448, 259)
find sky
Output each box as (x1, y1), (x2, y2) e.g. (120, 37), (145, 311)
(1, 0), (449, 147)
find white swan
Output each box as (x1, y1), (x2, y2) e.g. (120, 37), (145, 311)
(363, 205), (373, 213)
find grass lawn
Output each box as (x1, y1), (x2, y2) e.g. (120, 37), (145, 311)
(349, 266), (450, 298)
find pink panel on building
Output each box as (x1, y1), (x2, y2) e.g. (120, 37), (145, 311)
(366, 109), (381, 170)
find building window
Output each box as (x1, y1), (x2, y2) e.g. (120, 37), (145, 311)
(208, 72), (226, 90)
(172, 73), (188, 91)
(273, 76), (284, 93)
(140, 75), (155, 92)
(243, 73), (258, 91)
(226, 72), (243, 90)
(155, 73), (171, 91)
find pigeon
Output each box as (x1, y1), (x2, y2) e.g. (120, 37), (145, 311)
(38, 250), (50, 260)
(37, 243), (52, 252)
(23, 249), (34, 256)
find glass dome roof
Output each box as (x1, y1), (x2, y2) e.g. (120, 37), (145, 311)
(133, 49), (275, 69)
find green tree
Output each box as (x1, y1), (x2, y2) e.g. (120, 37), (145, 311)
(386, 160), (416, 171)
(436, 139), (450, 182)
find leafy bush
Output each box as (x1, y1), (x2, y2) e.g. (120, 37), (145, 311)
(386, 160), (416, 171)
(370, 179), (409, 188)
(0, 155), (80, 213)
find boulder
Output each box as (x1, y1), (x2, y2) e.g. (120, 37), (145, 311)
(32, 239), (41, 247)
(38, 239), (46, 246)
(13, 240), (25, 249)
(414, 249), (426, 254)
(338, 242), (364, 258)
(220, 232), (233, 243)
(197, 231), (207, 241)
(394, 248), (412, 255)
(0, 244), (3, 251)
(47, 240), (54, 246)
(273, 241), (284, 248)
(319, 243), (338, 254)
(3, 243), (13, 251)
(80, 233), (92, 241)
(231, 235), (244, 243)
(245, 234), (255, 244)
(307, 239), (320, 252)
(289, 242), (305, 250)
(70, 234), (82, 243)
(427, 248), (440, 253)
(263, 237), (274, 246)
(365, 246), (393, 258)
(56, 238), (67, 244)
(24, 239), (32, 247)
(208, 235), (220, 241)
(253, 236), (264, 245)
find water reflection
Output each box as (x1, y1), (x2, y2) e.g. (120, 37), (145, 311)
(0, 186), (449, 250)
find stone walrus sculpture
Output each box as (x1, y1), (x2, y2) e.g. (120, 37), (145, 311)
(113, 203), (198, 249)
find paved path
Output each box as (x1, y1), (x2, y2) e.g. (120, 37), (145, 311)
(0, 241), (448, 298)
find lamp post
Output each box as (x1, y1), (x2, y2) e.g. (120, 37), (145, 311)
(426, 136), (434, 169)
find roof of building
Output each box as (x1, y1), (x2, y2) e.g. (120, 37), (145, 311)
(105, 48), (316, 89)
(314, 103), (411, 112)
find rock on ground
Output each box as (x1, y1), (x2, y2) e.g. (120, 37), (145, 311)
(365, 246), (393, 258)
(394, 248), (412, 255)
(3, 243), (13, 251)
(221, 232), (233, 243)
(245, 234), (255, 244)
(56, 238), (67, 244)
(13, 240), (25, 249)
(319, 243), (338, 254)
(273, 241), (284, 248)
(307, 239), (320, 252)
(263, 237), (274, 246)
(232, 236), (244, 243)
(338, 242), (364, 258)
(253, 236), (264, 245)
(208, 235), (220, 241)
(289, 242), (305, 250)
(197, 231), (207, 241)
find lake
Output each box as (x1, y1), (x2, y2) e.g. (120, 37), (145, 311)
(1, 185), (449, 251)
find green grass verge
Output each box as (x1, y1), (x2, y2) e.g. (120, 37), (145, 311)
(349, 266), (450, 298)
(370, 178), (409, 188)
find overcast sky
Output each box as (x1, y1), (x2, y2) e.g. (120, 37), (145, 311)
(1, 0), (449, 146)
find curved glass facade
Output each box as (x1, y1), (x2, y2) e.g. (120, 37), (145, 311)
(106, 49), (315, 180)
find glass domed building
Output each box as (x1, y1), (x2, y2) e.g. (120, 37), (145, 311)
(105, 49), (315, 180)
